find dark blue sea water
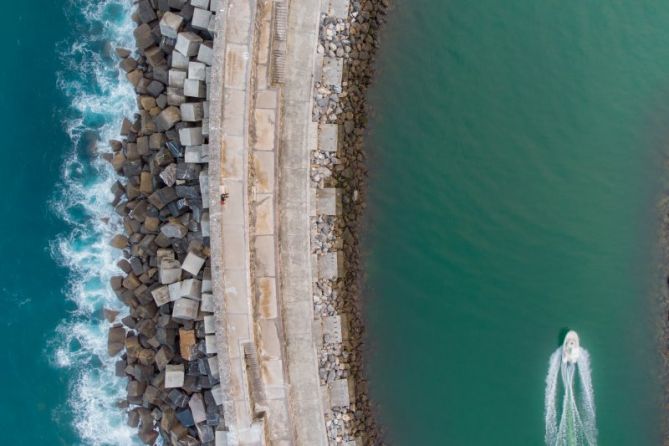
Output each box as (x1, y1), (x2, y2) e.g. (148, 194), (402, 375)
(0, 1), (138, 444)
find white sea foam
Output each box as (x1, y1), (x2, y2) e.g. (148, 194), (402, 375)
(50, 0), (142, 444)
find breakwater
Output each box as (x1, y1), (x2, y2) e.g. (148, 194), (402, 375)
(102, 0), (388, 443)
(104, 1), (222, 444)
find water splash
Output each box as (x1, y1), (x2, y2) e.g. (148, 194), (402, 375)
(545, 341), (597, 446)
(48, 0), (141, 444)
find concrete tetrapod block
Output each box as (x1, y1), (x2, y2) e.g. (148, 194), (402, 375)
(210, 384), (223, 406)
(189, 393), (207, 424)
(182, 251), (206, 275)
(191, 8), (212, 31)
(328, 378), (352, 408)
(159, 12), (184, 39)
(188, 61), (207, 80)
(175, 32), (203, 57)
(323, 57), (344, 85)
(197, 43), (213, 66)
(171, 50), (189, 69)
(165, 364), (185, 388)
(318, 124), (339, 153)
(168, 69), (187, 88)
(181, 278), (202, 300)
(322, 315), (343, 344)
(160, 258), (182, 284)
(184, 146), (203, 163)
(180, 102), (204, 122)
(318, 251), (343, 279)
(205, 334), (217, 354)
(179, 127), (203, 146)
(172, 297), (199, 320)
(151, 285), (171, 306)
(317, 188), (342, 216)
(200, 293), (214, 313)
(184, 79), (206, 98)
(203, 314), (215, 334)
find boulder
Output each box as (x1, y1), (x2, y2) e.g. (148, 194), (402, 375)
(139, 172), (153, 195)
(165, 364), (185, 388)
(175, 32), (203, 57)
(147, 80), (166, 97)
(160, 12), (184, 39)
(149, 132), (165, 149)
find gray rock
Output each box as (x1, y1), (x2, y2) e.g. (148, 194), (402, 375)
(145, 46), (166, 67)
(146, 80), (165, 97)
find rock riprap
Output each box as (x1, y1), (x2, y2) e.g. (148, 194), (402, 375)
(104, 1), (220, 444)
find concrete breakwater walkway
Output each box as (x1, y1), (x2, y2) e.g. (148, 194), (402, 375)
(105, 0), (385, 444)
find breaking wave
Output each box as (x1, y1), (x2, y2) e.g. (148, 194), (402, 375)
(49, 0), (140, 444)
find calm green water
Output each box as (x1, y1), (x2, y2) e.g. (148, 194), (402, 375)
(363, 1), (668, 445)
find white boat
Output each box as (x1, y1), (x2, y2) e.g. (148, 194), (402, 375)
(562, 330), (581, 364)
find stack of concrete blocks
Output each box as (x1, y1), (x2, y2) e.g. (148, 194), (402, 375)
(107, 0), (225, 443)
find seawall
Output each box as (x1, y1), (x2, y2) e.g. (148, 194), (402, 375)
(105, 0), (386, 444)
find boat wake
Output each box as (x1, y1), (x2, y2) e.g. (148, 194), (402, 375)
(545, 332), (597, 446)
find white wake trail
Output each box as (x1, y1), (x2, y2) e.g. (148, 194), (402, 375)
(545, 345), (597, 446)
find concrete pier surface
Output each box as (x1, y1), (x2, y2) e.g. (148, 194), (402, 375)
(207, 0), (380, 443)
(106, 0), (384, 443)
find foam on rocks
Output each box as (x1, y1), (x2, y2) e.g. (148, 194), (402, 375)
(103, 0), (222, 443)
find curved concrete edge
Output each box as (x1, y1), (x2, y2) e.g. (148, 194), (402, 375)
(278, 0), (329, 444)
(208, 0), (238, 437)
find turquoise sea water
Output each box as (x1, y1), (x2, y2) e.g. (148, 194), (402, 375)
(364, 1), (668, 445)
(0, 1), (138, 444)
